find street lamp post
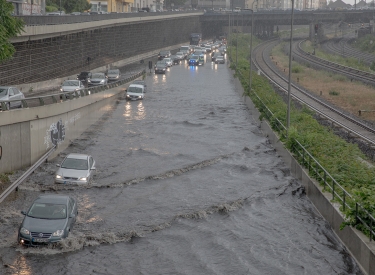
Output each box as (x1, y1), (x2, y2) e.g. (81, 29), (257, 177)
(59, 0), (62, 15)
(249, 0), (258, 94)
(286, 0), (295, 135)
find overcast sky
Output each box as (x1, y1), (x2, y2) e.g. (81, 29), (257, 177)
(341, 0), (373, 5)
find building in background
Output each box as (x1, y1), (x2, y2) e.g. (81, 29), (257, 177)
(7, 0), (44, 15)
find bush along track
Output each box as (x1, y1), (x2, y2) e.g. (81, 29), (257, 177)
(229, 33), (375, 238)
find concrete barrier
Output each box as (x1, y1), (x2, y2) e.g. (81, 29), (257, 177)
(231, 70), (375, 275)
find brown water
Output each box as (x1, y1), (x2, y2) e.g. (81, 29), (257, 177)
(0, 56), (362, 275)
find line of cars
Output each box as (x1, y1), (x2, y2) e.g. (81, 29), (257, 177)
(18, 71), (149, 247)
(155, 41), (227, 74)
(60, 69), (121, 93)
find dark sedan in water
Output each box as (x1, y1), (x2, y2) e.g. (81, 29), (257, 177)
(18, 195), (78, 246)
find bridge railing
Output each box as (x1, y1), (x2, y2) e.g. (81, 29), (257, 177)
(0, 70), (145, 111)
(17, 11), (201, 26)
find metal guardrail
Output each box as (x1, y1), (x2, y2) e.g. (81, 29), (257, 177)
(0, 145), (56, 204)
(234, 57), (375, 241)
(0, 70), (145, 111)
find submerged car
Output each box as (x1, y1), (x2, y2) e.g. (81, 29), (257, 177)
(126, 84), (145, 100)
(155, 63), (167, 74)
(60, 80), (85, 93)
(18, 195), (78, 246)
(132, 80), (147, 92)
(169, 55), (180, 65)
(107, 69), (121, 82)
(175, 52), (185, 61)
(158, 50), (171, 60)
(0, 86), (25, 110)
(88, 73), (108, 86)
(188, 54), (204, 66)
(163, 58), (173, 67)
(55, 153), (96, 184)
(215, 56), (225, 64)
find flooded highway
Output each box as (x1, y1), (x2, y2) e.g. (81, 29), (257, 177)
(0, 56), (362, 274)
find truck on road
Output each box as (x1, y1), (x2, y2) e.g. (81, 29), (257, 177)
(190, 33), (202, 45)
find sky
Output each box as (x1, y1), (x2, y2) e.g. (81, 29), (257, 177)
(341, 0), (371, 5)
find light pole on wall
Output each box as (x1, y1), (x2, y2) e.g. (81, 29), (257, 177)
(249, 0), (258, 95)
(286, 0), (295, 135)
(59, 0), (62, 14)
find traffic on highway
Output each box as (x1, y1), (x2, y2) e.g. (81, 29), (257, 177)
(0, 40), (362, 274)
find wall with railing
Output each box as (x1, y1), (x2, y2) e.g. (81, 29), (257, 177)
(0, 71), (144, 173)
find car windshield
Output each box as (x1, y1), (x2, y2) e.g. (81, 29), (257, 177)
(128, 86), (143, 93)
(62, 81), (79, 86)
(28, 203), (67, 219)
(61, 158), (88, 170)
(160, 51), (169, 55)
(176, 52), (183, 55)
(108, 70), (119, 74)
(0, 88), (8, 96)
(190, 56), (199, 60)
(180, 47), (189, 51)
(92, 74), (104, 79)
(164, 58), (171, 62)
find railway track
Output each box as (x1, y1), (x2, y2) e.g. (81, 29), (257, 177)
(293, 39), (375, 85)
(322, 37), (375, 66)
(252, 39), (375, 145)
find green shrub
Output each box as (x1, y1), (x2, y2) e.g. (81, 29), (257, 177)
(292, 65), (303, 73)
(329, 90), (340, 96)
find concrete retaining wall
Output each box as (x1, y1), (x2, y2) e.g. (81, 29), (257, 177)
(0, 80), (134, 173)
(231, 70), (375, 275)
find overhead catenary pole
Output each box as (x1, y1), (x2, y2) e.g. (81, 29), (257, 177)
(287, 0), (295, 135)
(249, 0), (258, 94)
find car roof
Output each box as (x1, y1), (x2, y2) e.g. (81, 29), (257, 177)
(66, 153), (89, 160)
(0, 86), (12, 89)
(35, 194), (70, 204)
(129, 84), (144, 88)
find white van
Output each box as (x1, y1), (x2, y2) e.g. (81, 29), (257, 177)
(126, 84), (145, 100)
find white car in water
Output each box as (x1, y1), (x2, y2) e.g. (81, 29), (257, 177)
(60, 80), (85, 93)
(126, 84), (145, 100)
(55, 153), (96, 184)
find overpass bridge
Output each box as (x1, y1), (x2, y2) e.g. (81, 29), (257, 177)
(1, 10), (372, 87)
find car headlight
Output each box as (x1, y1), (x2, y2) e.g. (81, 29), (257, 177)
(138, 96), (142, 98)
(52, 230), (64, 237)
(87, 79), (91, 83)
(126, 94), (130, 97)
(115, 76), (119, 79)
(20, 227), (30, 235)
(60, 88), (63, 92)
(79, 177), (87, 181)
(56, 174), (62, 179)
(100, 80), (105, 83)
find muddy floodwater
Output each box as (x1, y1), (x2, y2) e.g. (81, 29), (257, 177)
(0, 57), (362, 274)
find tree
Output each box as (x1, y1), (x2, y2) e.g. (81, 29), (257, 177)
(0, 0), (24, 63)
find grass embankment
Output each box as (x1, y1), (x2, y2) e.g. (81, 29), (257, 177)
(272, 42), (375, 122)
(229, 33), (375, 233)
